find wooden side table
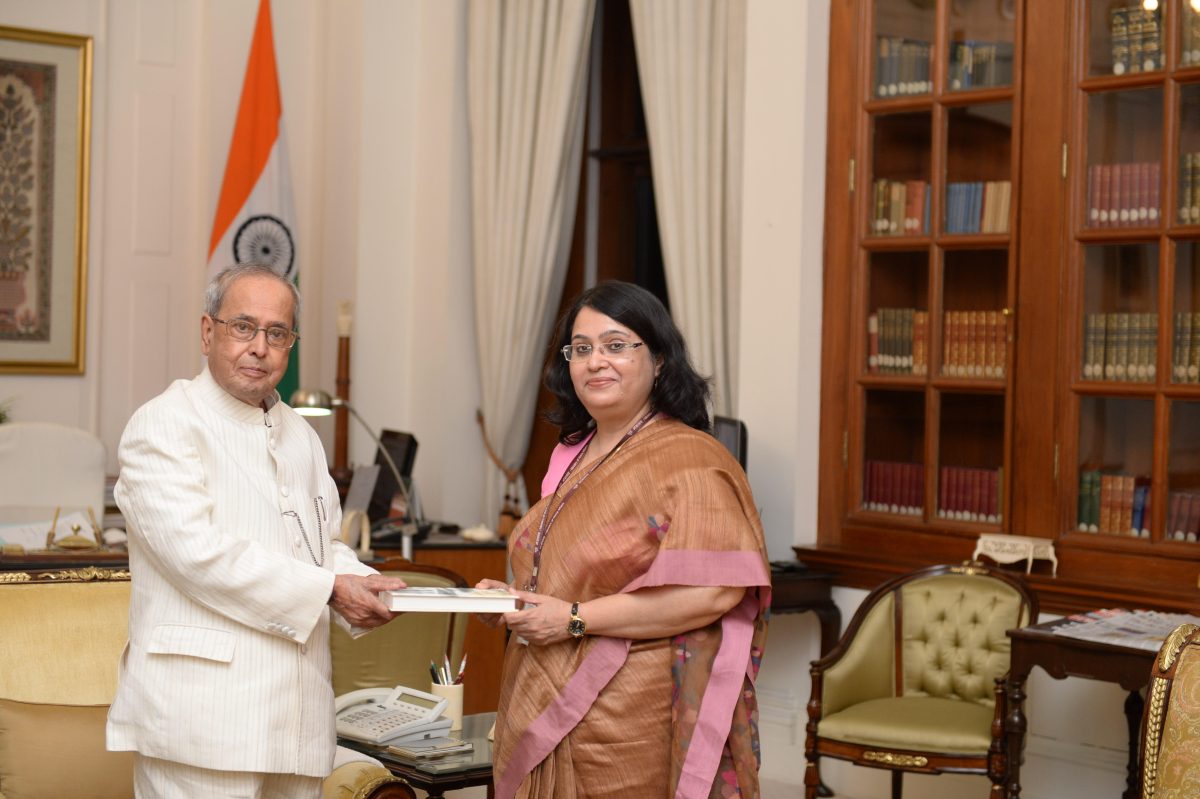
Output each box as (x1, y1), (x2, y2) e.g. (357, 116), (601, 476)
(1004, 619), (1155, 799)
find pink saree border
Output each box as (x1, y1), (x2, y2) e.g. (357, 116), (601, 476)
(540, 436), (593, 498)
(494, 549), (770, 799)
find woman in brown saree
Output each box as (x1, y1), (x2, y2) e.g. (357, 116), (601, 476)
(477, 281), (771, 798)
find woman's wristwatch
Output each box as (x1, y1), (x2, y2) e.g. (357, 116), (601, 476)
(567, 601), (587, 638)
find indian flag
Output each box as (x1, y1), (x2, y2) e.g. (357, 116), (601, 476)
(207, 0), (300, 400)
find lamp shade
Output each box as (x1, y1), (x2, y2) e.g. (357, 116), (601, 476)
(290, 388), (335, 416)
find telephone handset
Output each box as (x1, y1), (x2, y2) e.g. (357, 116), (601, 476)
(335, 685), (449, 744)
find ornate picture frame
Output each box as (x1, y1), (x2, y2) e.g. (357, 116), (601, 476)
(0, 26), (92, 375)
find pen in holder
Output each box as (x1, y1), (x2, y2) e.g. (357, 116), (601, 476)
(430, 681), (464, 731)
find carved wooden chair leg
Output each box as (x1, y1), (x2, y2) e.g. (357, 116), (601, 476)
(891, 770), (903, 799)
(804, 757), (821, 799)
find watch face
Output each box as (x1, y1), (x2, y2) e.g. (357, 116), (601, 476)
(568, 618), (586, 638)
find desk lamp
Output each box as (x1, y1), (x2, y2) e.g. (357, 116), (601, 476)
(290, 388), (418, 560)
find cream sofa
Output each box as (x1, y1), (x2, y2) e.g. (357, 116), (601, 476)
(0, 567), (413, 799)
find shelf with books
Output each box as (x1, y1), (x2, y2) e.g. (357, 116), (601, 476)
(1165, 398), (1200, 542)
(1084, 88), (1163, 231)
(1078, 243), (1159, 382)
(866, 250), (928, 375)
(870, 111), (932, 237)
(947, 0), (1016, 92)
(945, 103), (1013, 235)
(1178, 84), (1200, 226)
(1074, 395), (1154, 535)
(936, 392), (1005, 524)
(873, 0), (934, 99)
(942, 249), (1010, 379)
(1174, 241), (1200, 383)
(859, 389), (926, 517)
(1087, 0), (1162, 78)
(1182, 1), (1200, 69)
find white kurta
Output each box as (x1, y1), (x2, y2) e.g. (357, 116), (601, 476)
(107, 367), (375, 776)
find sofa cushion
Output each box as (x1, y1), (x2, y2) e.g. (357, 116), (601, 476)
(0, 698), (134, 798)
(817, 695), (995, 755)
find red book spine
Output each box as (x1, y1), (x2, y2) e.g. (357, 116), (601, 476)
(1118, 164), (1132, 227)
(1088, 164), (1100, 227)
(952, 467), (965, 517)
(1186, 492), (1200, 540)
(1138, 161), (1150, 225)
(1147, 160), (1156, 224)
(1168, 491), (1184, 537)
(1099, 160), (1108, 225)
(970, 468), (983, 520)
(1103, 164), (1117, 228)
(939, 466), (949, 516)
(987, 469), (999, 520)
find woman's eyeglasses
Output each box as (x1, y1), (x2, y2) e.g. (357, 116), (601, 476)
(561, 341), (645, 362)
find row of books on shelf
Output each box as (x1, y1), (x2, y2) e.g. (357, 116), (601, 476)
(1166, 491), (1200, 542)
(945, 181), (1011, 235)
(867, 308), (927, 375)
(935, 466), (1002, 524)
(1110, 4), (1162, 76)
(867, 308), (1006, 378)
(871, 179), (930, 236)
(942, 310), (1006, 378)
(1077, 471), (1150, 538)
(1173, 312), (1200, 383)
(862, 460), (923, 516)
(1086, 162), (1160, 228)
(1180, 153), (1200, 225)
(1082, 312), (1158, 383)
(947, 40), (1014, 91)
(875, 36), (931, 97)
(1182, 9), (1200, 66)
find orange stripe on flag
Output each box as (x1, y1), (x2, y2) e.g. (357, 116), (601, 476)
(208, 0), (283, 260)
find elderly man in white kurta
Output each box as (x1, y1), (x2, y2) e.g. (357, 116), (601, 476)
(107, 263), (406, 798)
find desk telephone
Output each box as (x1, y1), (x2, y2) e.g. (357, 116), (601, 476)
(335, 685), (450, 744)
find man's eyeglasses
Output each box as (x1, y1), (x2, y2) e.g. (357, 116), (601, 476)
(211, 316), (299, 350)
(561, 341), (645, 362)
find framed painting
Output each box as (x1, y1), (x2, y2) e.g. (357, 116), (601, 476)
(0, 26), (92, 375)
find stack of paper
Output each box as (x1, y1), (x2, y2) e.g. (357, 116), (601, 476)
(1050, 608), (1200, 652)
(386, 736), (473, 761)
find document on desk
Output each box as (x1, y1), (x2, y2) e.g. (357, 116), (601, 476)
(0, 511), (92, 550)
(1051, 608), (1200, 651)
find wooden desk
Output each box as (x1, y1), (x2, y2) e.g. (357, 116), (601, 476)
(769, 563), (841, 655)
(1005, 619), (1154, 799)
(342, 712), (495, 799)
(376, 538), (508, 715)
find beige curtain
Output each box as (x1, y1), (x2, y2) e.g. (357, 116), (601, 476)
(629, 0), (746, 416)
(467, 0), (596, 523)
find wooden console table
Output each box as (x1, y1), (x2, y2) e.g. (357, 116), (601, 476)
(1004, 618), (1155, 799)
(769, 562), (841, 656)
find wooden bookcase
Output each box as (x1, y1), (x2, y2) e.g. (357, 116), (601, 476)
(805, 0), (1200, 613)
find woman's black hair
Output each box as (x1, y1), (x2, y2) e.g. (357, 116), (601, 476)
(543, 280), (711, 443)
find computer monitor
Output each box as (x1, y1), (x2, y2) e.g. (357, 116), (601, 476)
(367, 429), (419, 522)
(713, 415), (748, 471)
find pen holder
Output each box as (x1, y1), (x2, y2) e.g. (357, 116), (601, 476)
(431, 681), (464, 731)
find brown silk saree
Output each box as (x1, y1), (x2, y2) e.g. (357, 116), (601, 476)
(492, 419), (771, 798)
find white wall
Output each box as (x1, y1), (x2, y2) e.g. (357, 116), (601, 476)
(0, 2), (1142, 797)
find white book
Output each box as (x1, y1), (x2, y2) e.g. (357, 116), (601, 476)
(382, 586), (518, 613)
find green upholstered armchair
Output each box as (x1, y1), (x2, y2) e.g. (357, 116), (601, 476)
(330, 558), (468, 698)
(804, 562), (1037, 799)
(0, 567), (413, 799)
(1140, 623), (1200, 799)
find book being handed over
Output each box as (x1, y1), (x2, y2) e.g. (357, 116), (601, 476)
(382, 586), (519, 613)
